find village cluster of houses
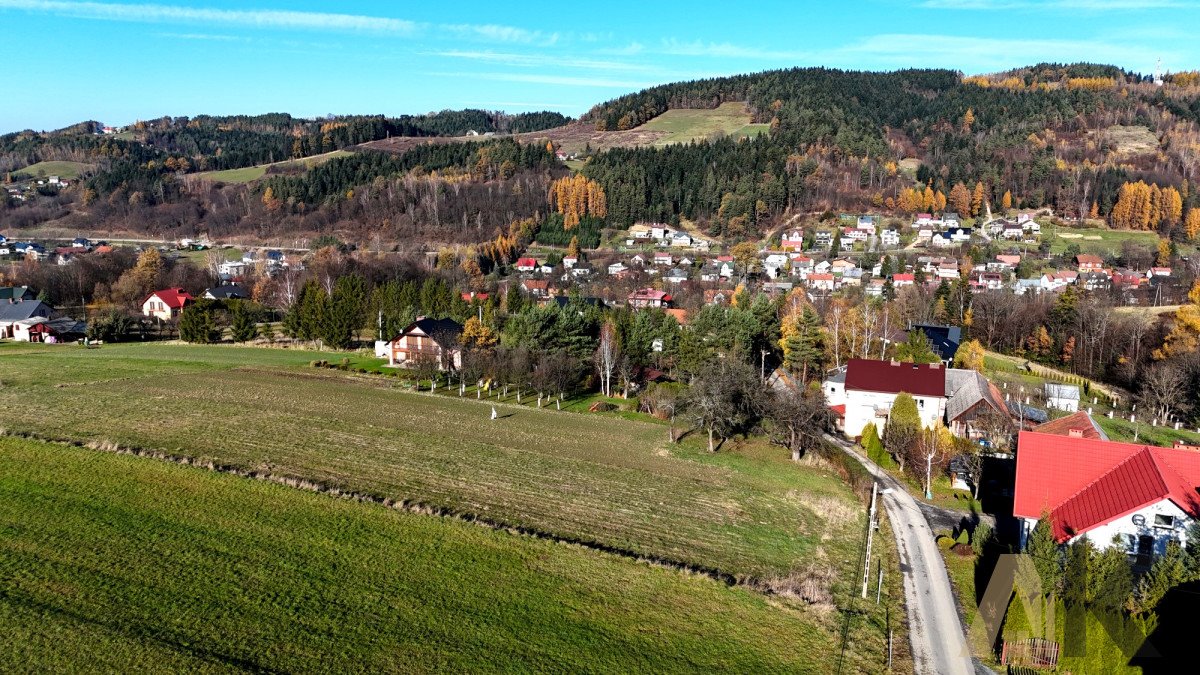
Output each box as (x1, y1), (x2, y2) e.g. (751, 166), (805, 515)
(4, 175), (72, 204)
(0, 285), (84, 342)
(818, 347), (1200, 566)
(0, 234), (114, 265)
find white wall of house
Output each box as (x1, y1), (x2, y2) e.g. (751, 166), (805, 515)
(1020, 499), (1192, 557)
(1078, 499), (1191, 556)
(843, 389), (946, 439)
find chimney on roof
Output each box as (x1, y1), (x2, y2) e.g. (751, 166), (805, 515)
(1068, 428), (1084, 438)
(415, 315), (425, 321)
(929, 363), (941, 369)
(890, 360), (900, 366)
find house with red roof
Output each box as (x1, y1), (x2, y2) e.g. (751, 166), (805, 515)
(142, 288), (193, 321)
(1034, 411), (1108, 441)
(1073, 254), (1105, 273)
(824, 359), (948, 438)
(627, 288), (671, 309)
(515, 257), (538, 273)
(1014, 431), (1200, 564)
(780, 229), (805, 251)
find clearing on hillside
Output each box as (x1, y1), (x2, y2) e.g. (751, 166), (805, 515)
(362, 103), (770, 158)
(1089, 125), (1158, 159)
(636, 102), (769, 146)
(192, 149), (354, 184)
(12, 160), (93, 180)
(0, 436), (879, 672)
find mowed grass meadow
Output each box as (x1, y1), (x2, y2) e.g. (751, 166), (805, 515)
(194, 150), (354, 184)
(0, 342), (899, 670)
(0, 436), (839, 673)
(637, 102), (769, 146)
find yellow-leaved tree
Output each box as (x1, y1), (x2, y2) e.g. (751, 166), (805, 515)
(1153, 282), (1200, 359)
(1185, 208), (1200, 240)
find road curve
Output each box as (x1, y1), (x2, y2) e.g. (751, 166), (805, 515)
(832, 437), (975, 675)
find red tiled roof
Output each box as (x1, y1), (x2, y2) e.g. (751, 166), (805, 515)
(1013, 431), (1200, 541)
(892, 273), (914, 282)
(1074, 254), (1104, 265)
(629, 288), (670, 301)
(830, 404), (846, 416)
(1036, 411), (1105, 440)
(516, 257), (537, 267)
(844, 359), (946, 397)
(146, 287), (193, 309)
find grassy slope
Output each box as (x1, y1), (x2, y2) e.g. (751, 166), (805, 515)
(0, 436), (844, 673)
(0, 343), (858, 580)
(194, 150), (354, 184)
(637, 102), (769, 146)
(1042, 222), (1160, 255)
(12, 160), (93, 179)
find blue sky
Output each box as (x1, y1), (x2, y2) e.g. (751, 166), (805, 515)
(0, 0), (1194, 133)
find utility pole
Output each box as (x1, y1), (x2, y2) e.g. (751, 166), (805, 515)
(862, 482), (877, 599)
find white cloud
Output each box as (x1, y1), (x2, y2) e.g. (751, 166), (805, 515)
(0, 0), (422, 33)
(436, 71), (651, 89)
(830, 33), (1179, 74)
(0, 0), (562, 45)
(431, 50), (655, 72)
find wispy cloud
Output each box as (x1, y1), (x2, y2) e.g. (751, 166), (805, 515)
(431, 50), (655, 72)
(650, 38), (811, 60)
(442, 23), (557, 45)
(919, 0), (1184, 10)
(0, 0), (421, 33)
(0, 0), (560, 44)
(436, 71), (651, 89)
(831, 33), (1177, 73)
(154, 31), (245, 42)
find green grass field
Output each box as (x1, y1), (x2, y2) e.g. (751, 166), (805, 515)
(0, 435), (861, 672)
(195, 150), (354, 184)
(0, 341), (904, 671)
(1043, 223), (1159, 255)
(637, 103), (770, 146)
(0, 342), (861, 579)
(12, 160), (93, 180)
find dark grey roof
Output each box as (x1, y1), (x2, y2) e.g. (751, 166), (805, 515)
(396, 317), (463, 348)
(945, 368), (1006, 422)
(0, 299), (52, 322)
(1011, 403), (1049, 424)
(205, 285), (250, 299)
(0, 286), (35, 301)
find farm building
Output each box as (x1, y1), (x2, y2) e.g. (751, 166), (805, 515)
(1044, 383), (1080, 412)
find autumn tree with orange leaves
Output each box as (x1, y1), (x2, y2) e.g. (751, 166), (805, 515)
(549, 175), (607, 229)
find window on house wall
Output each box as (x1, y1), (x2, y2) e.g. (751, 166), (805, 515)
(1154, 514), (1175, 529)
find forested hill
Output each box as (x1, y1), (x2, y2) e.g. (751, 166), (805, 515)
(576, 63), (1200, 236)
(0, 109), (569, 175)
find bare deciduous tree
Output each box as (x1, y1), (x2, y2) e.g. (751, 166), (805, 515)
(1140, 361), (1192, 424)
(762, 386), (831, 461)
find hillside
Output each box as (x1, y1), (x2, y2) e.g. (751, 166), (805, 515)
(191, 149), (354, 184)
(4, 62), (1200, 247)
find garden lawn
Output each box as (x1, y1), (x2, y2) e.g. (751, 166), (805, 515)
(0, 342), (860, 581)
(0, 436), (855, 673)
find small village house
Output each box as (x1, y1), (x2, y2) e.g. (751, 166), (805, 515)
(142, 288), (194, 321)
(386, 317), (464, 371)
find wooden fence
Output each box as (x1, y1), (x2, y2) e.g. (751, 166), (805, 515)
(1001, 638), (1060, 669)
